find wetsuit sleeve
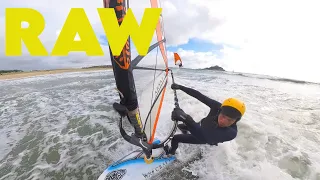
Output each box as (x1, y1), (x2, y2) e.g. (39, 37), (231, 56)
(179, 85), (221, 108)
(183, 115), (206, 142)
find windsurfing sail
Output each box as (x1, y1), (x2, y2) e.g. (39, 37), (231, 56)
(104, 0), (179, 159)
(174, 52), (183, 67)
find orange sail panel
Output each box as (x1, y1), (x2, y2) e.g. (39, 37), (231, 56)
(150, 0), (168, 68)
(174, 52), (182, 66)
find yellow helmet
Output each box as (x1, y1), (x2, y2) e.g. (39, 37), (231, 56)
(221, 98), (246, 121)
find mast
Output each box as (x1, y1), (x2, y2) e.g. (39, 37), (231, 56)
(103, 0), (153, 161)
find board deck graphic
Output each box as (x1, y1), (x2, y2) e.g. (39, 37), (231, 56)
(98, 140), (176, 180)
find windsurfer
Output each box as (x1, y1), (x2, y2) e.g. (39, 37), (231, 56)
(164, 83), (246, 155)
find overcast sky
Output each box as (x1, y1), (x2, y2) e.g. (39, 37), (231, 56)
(1, 0), (320, 83)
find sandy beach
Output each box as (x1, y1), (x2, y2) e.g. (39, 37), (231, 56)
(0, 68), (111, 80)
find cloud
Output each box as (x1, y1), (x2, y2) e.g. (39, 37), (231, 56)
(1, 0), (320, 82)
(1, 0), (111, 69)
(209, 0), (320, 82)
(167, 49), (225, 69)
(161, 0), (320, 82)
(160, 0), (223, 46)
(167, 38), (223, 53)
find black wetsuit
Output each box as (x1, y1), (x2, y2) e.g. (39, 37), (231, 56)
(170, 85), (238, 153)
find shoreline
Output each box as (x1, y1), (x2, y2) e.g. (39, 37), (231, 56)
(0, 68), (111, 80)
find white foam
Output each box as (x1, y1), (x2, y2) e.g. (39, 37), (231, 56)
(1, 69), (319, 179)
(164, 70), (320, 180)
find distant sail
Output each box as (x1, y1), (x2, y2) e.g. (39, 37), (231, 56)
(174, 53), (183, 67)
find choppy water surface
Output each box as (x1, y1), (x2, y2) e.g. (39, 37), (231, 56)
(0, 69), (319, 180)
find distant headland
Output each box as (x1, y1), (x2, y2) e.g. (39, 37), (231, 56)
(201, 65), (225, 71)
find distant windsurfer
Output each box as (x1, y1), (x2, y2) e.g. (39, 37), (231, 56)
(164, 83), (246, 155)
(174, 53), (183, 68)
